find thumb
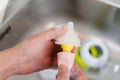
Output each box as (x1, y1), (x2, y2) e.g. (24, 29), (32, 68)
(41, 26), (67, 41)
(57, 64), (70, 80)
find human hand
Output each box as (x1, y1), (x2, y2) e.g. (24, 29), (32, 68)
(57, 63), (87, 80)
(56, 34), (86, 80)
(70, 64), (87, 80)
(6, 26), (67, 75)
(0, 24), (87, 80)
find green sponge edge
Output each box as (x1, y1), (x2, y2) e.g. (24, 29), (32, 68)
(75, 47), (89, 69)
(75, 46), (99, 69)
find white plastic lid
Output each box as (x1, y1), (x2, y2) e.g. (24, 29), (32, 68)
(81, 40), (109, 68)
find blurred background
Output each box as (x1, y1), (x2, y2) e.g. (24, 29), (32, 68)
(0, 0), (120, 80)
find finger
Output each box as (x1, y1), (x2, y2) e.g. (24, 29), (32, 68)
(45, 22), (56, 31)
(52, 44), (62, 58)
(77, 33), (84, 40)
(71, 47), (77, 53)
(51, 58), (58, 68)
(57, 52), (75, 70)
(70, 64), (87, 80)
(41, 26), (67, 41)
(56, 64), (70, 80)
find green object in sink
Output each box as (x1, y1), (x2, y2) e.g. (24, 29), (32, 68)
(75, 47), (89, 69)
(75, 46), (99, 69)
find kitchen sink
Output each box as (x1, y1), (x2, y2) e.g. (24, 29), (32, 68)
(0, 0), (120, 80)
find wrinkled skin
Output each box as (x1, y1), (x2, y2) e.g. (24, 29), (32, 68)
(70, 64), (87, 80)
(57, 64), (87, 80)
(0, 26), (87, 80)
(10, 27), (67, 74)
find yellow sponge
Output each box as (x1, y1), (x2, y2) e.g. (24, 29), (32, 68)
(61, 44), (74, 52)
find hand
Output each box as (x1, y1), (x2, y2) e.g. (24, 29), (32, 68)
(70, 64), (87, 80)
(0, 25), (86, 80)
(56, 64), (87, 80)
(56, 34), (87, 80)
(5, 27), (67, 75)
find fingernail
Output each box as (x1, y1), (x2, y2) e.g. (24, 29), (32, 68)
(55, 25), (63, 30)
(45, 22), (55, 30)
(56, 25), (67, 32)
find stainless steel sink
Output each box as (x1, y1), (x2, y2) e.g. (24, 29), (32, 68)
(0, 0), (120, 80)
